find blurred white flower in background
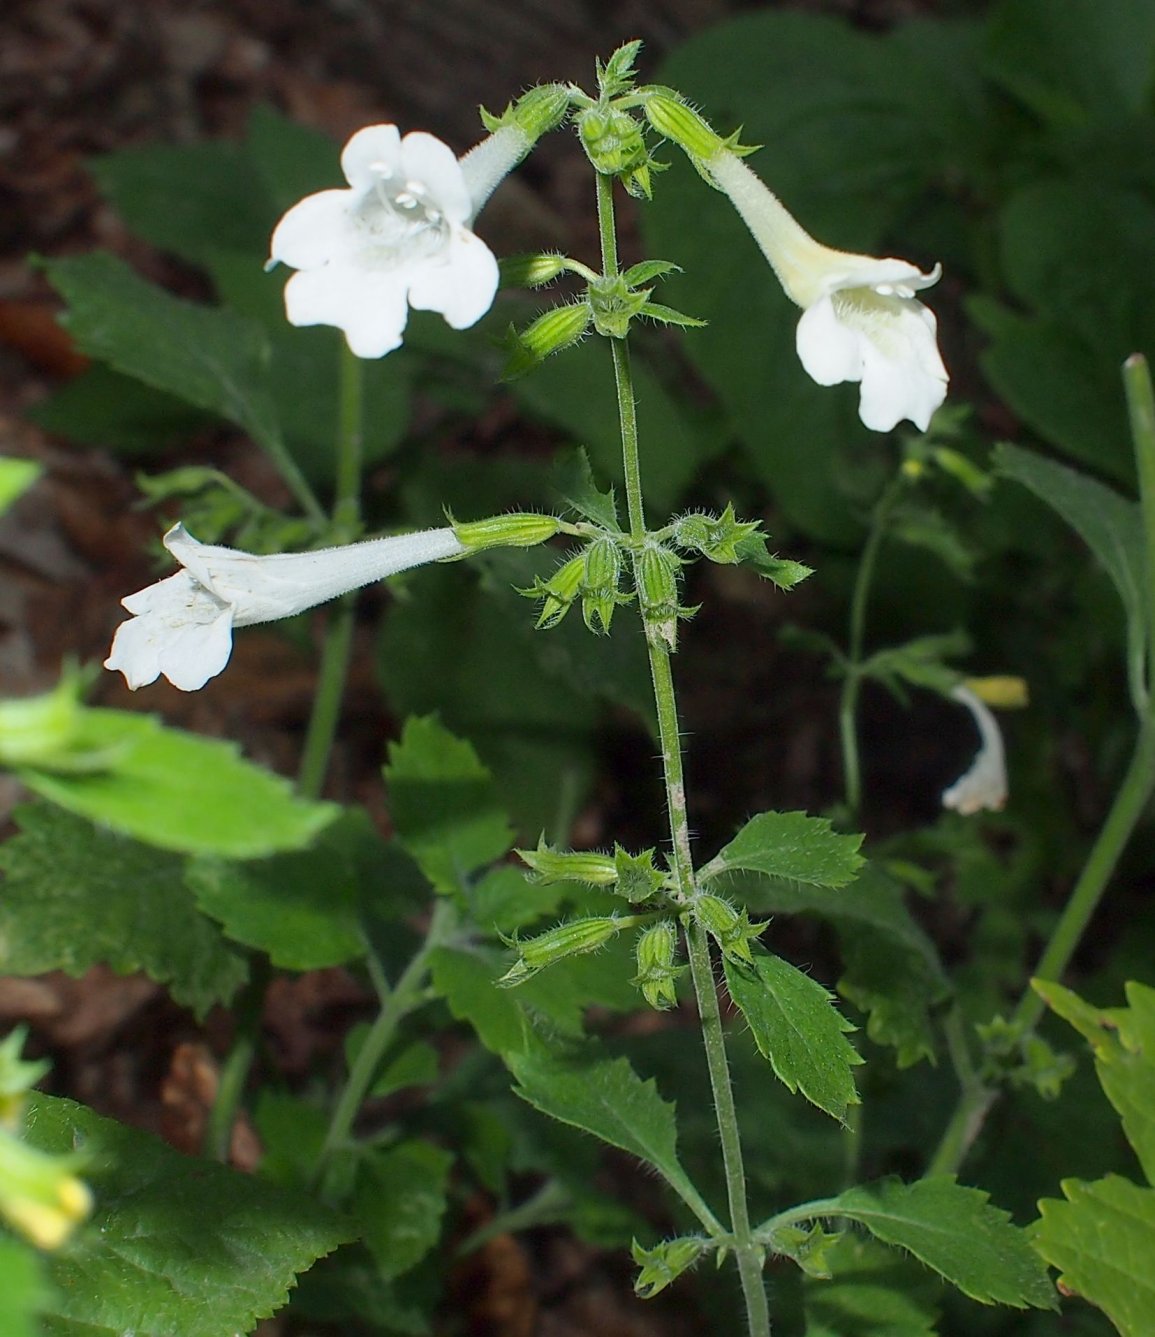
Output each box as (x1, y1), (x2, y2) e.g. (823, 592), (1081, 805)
(105, 523), (464, 692)
(941, 683), (1010, 815)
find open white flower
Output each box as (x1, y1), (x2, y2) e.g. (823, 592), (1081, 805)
(942, 684), (1008, 815)
(708, 151), (948, 433)
(105, 524), (464, 692)
(269, 124), (505, 358)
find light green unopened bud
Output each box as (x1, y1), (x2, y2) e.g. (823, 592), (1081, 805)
(633, 921), (684, 1011)
(643, 94), (725, 162)
(581, 536), (628, 633)
(694, 894), (761, 966)
(455, 513), (561, 552)
(501, 252), (571, 289)
(505, 302), (592, 377)
(499, 915), (633, 986)
(504, 83), (572, 141)
(632, 1236), (705, 1299)
(637, 543), (683, 650)
(577, 106), (648, 176)
(527, 553), (586, 629)
(673, 503), (761, 564)
(517, 839), (618, 886)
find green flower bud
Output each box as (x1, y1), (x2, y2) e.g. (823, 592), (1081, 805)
(637, 542), (683, 651)
(643, 94), (725, 162)
(499, 915), (634, 986)
(633, 920), (684, 1011)
(588, 275), (650, 340)
(613, 845), (667, 903)
(480, 83), (571, 141)
(581, 535), (628, 633)
(577, 106), (648, 176)
(503, 302), (592, 378)
(522, 553), (586, 629)
(500, 252), (571, 289)
(632, 1235), (705, 1298)
(455, 513), (561, 553)
(694, 894), (761, 966)
(673, 503), (762, 564)
(517, 838), (618, 886)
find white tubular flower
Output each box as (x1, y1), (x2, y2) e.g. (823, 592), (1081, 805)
(269, 124), (501, 358)
(459, 124), (533, 219)
(942, 684), (1008, 815)
(105, 524), (465, 692)
(708, 151), (948, 433)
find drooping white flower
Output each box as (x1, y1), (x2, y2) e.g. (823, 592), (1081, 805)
(708, 151), (948, 433)
(269, 124), (503, 358)
(105, 524), (465, 692)
(942, 684), (1008, 815)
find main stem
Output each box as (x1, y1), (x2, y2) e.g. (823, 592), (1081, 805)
(596, 170), (769, 1337)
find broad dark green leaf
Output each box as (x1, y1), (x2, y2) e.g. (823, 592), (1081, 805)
(186, 809), (412, 970)
(724, 947), (861, 1123)
(506, 1048), (706, 1220)
(41, 253), (285, 457)
(19, 710), (335, 858)
(246, 104), (344, 215)
(0, 804), (245, 1017)
(707, 811), (865, 889)
(353, 1140), (454, 1280)
(384, 716), (513, 894)
(1034, 1174), (1155, 1335)
(0, 1237), (50, 1337)
(831, 1176), (1056, 1308)
(984, 0), (1155, 125)
(25, 1094), (353, 1337)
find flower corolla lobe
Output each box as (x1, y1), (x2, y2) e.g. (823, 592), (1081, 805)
(105, 523), (464, 692)
(270, 124), (500, 358)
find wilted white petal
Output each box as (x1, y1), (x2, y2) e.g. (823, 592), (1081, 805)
(709, 150), (948, 433)
(942, 685), (1008, 815)
(269, 123), (499, 358)
(106, 524), (465, 692)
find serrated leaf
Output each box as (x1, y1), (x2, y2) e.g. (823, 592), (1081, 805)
(506, 1048), (710, 1224)
(0, 1237), (50, 1337)
(18, 710), (335, 858)
(1035, 979), (1155, 1187)
(1034, 1174), (1155, 1335)
(724, 946), (861, 1123)
(0, 457), (41, 515)
(41, 253), (285, 458)
(431, 945), (534, 1054)
(706, 811), (865, 889)
(186, 809), (411, 969)
(353, 1140), (454, 1280)
(384, 716), (513, 894)
(997, 442), (1144, 648)
(24, 1093), (354, 1337)
(803, 1235), (939, 1336)
(0, 803), (245, 1017)
(552, 448), (620, 530)
(830, 1176), (1056, 1308)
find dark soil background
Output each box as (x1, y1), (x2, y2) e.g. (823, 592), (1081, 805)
(0, 2), (963, 1333)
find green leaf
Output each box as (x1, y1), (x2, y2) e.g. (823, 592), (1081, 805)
(384, 716), (514, 894)
(25, 1093), (354, 1337)
(0, 803), (246, 1017)
(803, 1235), (939, 1336)
(984, 0), (1155, 125)
(40, 253), (285, 458)
(0, 1237), (51, 1337)
(724, 946), (861, 1123)
(353, 1140), (454, 1280)
(431, 945), (536, 1054)
(506, 1048), (708, 1223)
(186, 809), (411, 969)
(92, 141), (271, 266)
(831, 1176), (1056, 1308)
(1034, 1174), (1155, 1335)
(246, 105), (344, 214)
(552, 448), (620, 531)
(27, 364), (213, 456)
(997, 443), (1145, 674)
(18, 709), (335, 858)
(1034, 979), (1155, 1183)
(706, 811), (865, 889)
(0, 457), (41, 515)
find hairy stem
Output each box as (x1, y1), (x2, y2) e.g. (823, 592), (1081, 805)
(596, 168), (769, 1337)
